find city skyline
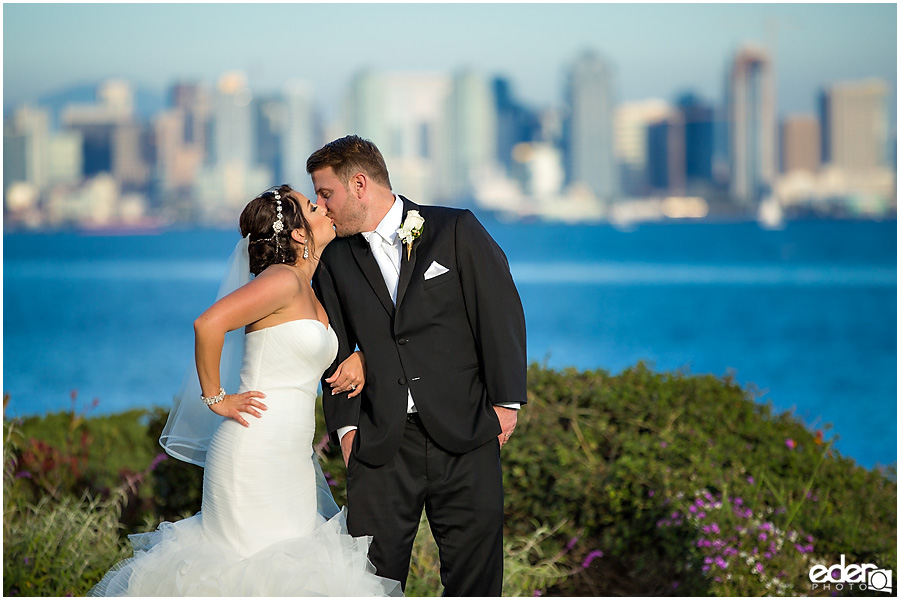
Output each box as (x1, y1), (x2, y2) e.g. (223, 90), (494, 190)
(4, 3), (897, 121)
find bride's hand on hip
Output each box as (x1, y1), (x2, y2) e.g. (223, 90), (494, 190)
(208, 391), (268, 427)
(326, 351), (366, 398)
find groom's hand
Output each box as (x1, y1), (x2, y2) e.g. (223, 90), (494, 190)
(494, 406), (517, 449)
(340, 430), (357, 467)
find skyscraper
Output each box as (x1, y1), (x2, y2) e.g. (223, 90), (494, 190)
(345, 70), (452, 204)
(281, 81), (316, 192)
(819, 79), (888, 172)
(726, 45), (777, 205)
(780, 115), (820, 174)
(447, 69), (497, 200)
(62, 80), (134, 178)
(614, 99), (670, 196)
(493, 77), (541, 172)
(210, 71), (255, 167)
(564, 51), (618, 200)
(646, 112), (686, 194)
(676, 93), (715, 186)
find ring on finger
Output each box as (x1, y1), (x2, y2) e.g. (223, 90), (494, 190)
(349, 384), (356, 391)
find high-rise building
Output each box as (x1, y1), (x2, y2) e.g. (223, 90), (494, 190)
(564, 51), (618, 200)
(210, 71), (255, 167)
(447, 69), (497, 200)
(780, 115), (820, 174)
(726, 45), (777, 205)
(46, 132), (83, 187)
(493, 77), (541, 172)
(676, 93), (715, 186)
(155, 82), (210, 198)
(62, 80), (134, 178)
(819, 79), (888, 172)
(4, 105), (50, 192)
(646, 112), (686, 194)
(194, 71), (270, 223)
(256, 95), (285, 185)
(344, 70), (452, 204)
(113, 122), (151, 190)
(280, 80), (316, 193)
(344, 69), (390, 148)
(614, 99), (670, 196)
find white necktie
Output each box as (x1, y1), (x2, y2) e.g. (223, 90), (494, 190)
(369, 232), (400, 304)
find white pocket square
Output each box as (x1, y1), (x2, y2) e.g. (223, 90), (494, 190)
(424, 261), (450, 280)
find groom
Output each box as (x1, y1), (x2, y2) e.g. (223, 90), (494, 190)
(308, 135), (526, 595)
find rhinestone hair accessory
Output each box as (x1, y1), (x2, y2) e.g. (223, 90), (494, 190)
(250, 187), (286, 247)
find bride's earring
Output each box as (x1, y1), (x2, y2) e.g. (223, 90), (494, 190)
(303, 244), (309, 260)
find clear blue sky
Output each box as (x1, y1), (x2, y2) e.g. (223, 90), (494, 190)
(3, 3), (897, 120)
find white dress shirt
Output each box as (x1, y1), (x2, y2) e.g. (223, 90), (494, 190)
(337, 196), (518, 443)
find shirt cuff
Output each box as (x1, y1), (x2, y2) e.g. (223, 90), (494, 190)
(336, 426), (358, 442)
(495, 402), (521, 410)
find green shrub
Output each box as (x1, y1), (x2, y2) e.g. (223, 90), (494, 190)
(3, 420), (138, 597)
(504, 363), (897, 596)
(4, 364), (896, 597)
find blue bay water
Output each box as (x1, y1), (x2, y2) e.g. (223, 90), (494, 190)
(3, 219), (896, 468)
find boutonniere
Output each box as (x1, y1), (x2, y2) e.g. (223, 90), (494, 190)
(397, 210), (425, 260)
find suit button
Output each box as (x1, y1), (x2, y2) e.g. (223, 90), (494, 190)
(398, 377), (407, 386)
(397, 338), (407, 345)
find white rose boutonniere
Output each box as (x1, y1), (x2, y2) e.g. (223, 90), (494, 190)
(397, 210), (425, 259)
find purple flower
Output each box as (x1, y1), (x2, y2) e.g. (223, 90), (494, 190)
(755, 563), (764, 574)
(747, 476), (755, 484)
(764, 552), (773, 559)
(714, 556), (728, 569)
(23, 557), (30, 566)
(702, 565), (711, 573)
(660, 441), (668, 448)
(565, 537), (579, 551)
(533, 590), (543, 597)
(785, 438), (796, 450)
(15, 471), (31, 479)
(672, 582), (679, 590)
(148, 453), (168, 471)
(648, 490), (655, 497)
(689, 505), (698, 514)
(697, 511), (706, 519)
(702, 523), (720, 535)
(581, 550), (604, 569)
(758, 532), (768, 542)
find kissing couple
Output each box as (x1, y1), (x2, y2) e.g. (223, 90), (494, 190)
(90, 135), (527, 596)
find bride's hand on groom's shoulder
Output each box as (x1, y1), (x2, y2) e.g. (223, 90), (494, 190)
(208, 391), (268, 427)
(326, 351), (366, 399)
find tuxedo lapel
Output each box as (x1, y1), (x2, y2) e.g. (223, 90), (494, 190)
(349, 234), (395, 316)
(395, 197), (420, 310)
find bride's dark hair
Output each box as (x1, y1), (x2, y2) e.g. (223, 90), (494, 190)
(240, 184), (314, 276)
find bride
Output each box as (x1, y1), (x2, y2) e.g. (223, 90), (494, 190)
(90, 185), (402, 596)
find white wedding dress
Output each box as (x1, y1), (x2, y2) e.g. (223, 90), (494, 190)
(90, 319), (401, 597)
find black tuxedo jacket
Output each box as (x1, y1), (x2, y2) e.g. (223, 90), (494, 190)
(313, 197), (527, 466)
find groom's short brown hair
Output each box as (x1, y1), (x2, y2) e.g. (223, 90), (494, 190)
(306, 135), (392, 190)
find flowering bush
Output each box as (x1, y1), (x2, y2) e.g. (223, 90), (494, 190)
(657, 488), (818, 595)
(501, 363), (896, 596)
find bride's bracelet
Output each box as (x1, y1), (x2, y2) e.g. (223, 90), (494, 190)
(201, 387), (227, 406)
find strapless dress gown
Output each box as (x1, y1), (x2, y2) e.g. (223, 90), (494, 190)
(89, 319), (401, 596)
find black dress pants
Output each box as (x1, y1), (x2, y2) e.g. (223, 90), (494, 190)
(346, 414), (504, 596)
